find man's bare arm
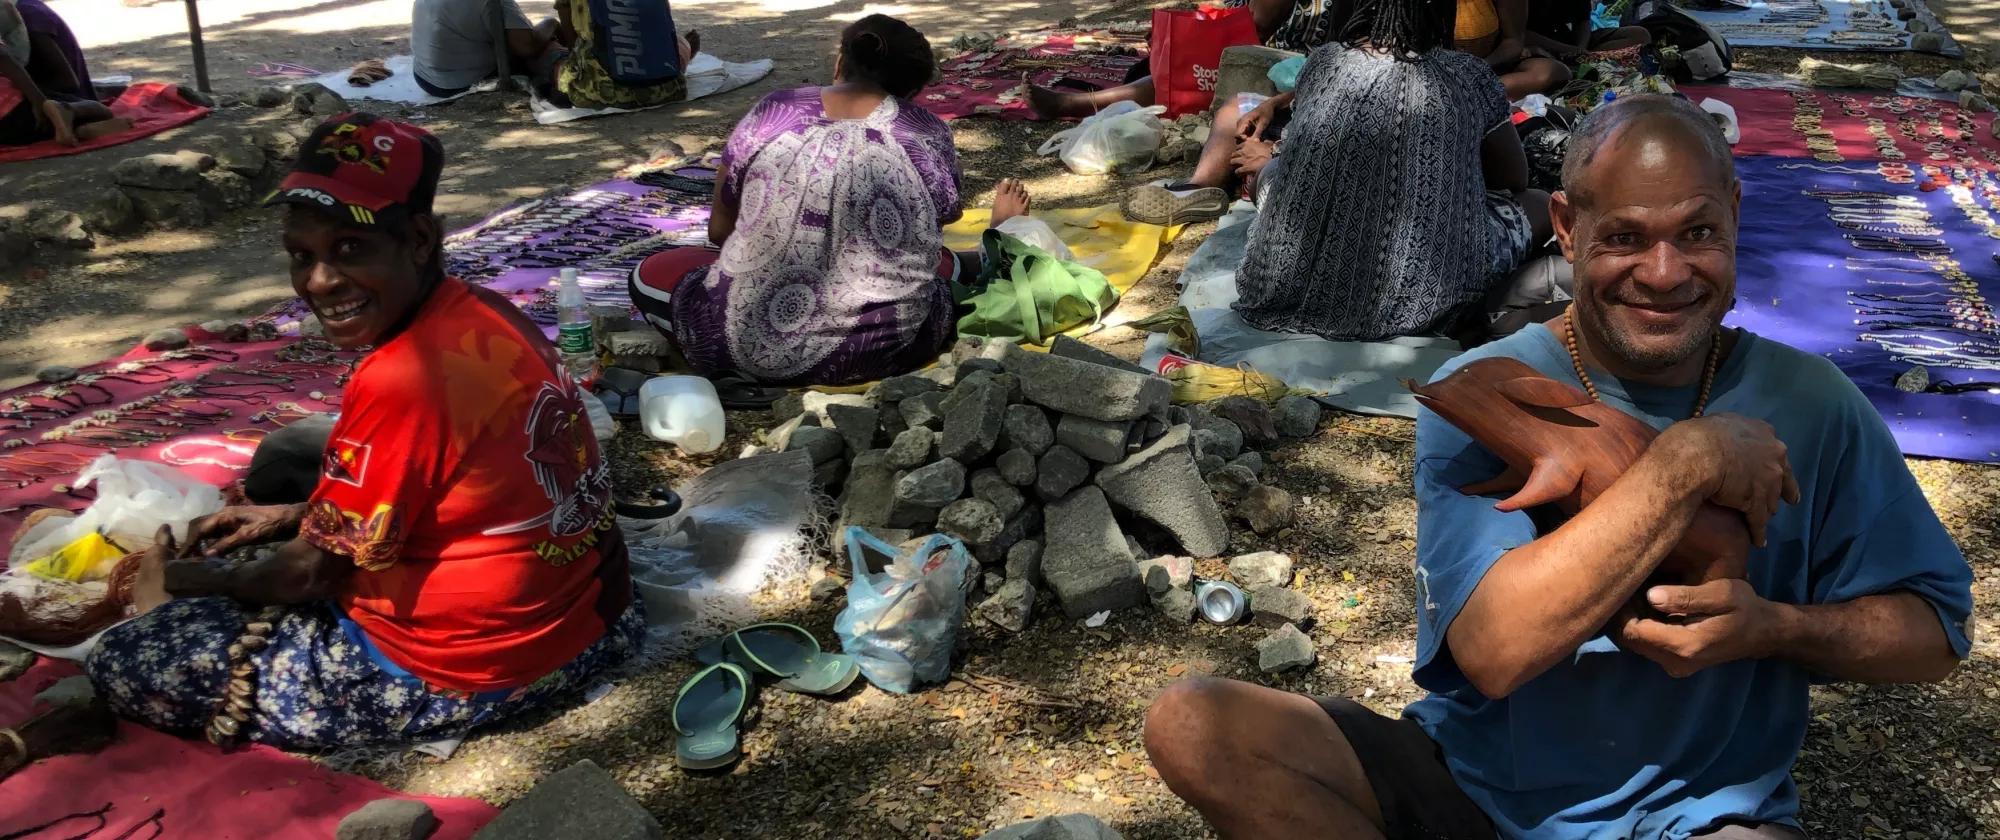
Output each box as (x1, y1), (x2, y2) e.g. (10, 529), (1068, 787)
(165, 536), (354, 605)
(1769, 591), (1960, 683)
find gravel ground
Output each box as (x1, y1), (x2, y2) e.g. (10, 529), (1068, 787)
(4, 1), (1998, 836)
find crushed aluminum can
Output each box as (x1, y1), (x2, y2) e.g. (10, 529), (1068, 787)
(1193, 579), (1247, 625)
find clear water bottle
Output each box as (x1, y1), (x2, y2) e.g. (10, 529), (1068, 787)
(555, 268), (597, 383)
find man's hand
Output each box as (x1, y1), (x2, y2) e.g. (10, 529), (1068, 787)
(1231, 137), (1275, 179)
(1235, 94), (1289, 141)
(1664, 414), (1801, 547)
(1615, 579), (1782, 678)
(182, 504), (308, 558)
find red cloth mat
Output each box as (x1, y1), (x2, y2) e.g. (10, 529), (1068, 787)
(0, 659), (499, 839)
(0, 82), (213, 164)
(919, 27), (1148, 121)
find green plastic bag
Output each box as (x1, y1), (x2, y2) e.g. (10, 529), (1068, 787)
(955, 229), (1119, 345)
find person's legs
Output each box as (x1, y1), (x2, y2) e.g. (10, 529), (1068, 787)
(1189, 94), (1252, 190)
(952, 178), (1033, 278)
(1499, 57), (1572, 100)
(1145, 678), (1390, 838)
(1028, 76), (1155, 120)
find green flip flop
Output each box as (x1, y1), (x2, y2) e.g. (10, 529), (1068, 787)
(696, 622), (862, 696)
(672, 662), (751, 770)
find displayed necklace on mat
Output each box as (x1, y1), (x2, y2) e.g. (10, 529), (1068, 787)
(1563, 308), (1723, 419)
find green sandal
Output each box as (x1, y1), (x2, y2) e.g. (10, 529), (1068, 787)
(672, 662), (752, 770)
(696, 622), (862, 696)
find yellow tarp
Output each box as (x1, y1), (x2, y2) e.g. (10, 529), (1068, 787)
(944, 205), (1182, 297)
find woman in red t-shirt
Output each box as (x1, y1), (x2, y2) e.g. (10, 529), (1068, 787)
(82, 115), (644, 752)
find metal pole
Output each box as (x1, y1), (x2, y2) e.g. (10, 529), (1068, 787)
(183, 0), (210, 93)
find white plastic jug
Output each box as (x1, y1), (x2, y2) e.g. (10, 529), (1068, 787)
(639, 375), (725, 453)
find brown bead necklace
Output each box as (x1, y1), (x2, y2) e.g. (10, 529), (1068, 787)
(1563, 305), (1724, 419)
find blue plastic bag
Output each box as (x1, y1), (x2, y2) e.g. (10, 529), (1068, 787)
(833, 528), (974, 694)
(1267, 55), (1306, 93)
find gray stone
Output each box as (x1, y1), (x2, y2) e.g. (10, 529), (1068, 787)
(214, 139), (268, 178)
(1229, 551), (1293, 589)
(1249, 585), (1313, 629)
(1040, 487), (1143, 618)
(956, 357), (1004, 381)
(471, 760), (663, 840)
(1152, 585), (1196, 622)
(1005, 539), (1043, 582)
(1914, 32), (1948, 54)
(142, 328), (190, 351)
(1207, 464), (1258, 502)
(198, 169), (257, 211)
(764, 412), (814, 451)
(974, 579), (1037, 634)
(1962, 90), (1997, 114)
(1240, 485), (1296, 535)
(784, 426), (845, 466)
(1229, 451), (1266, 477)
(85, 188), (142, 235)
(983, 571), (1006, 594)
(605, 329), (672, 357)
(875, 374), (940, 404)
(837, 449), (897, 531)
(979, 813), (1125, 840)
(34, 365), (79, 383)
(1188, 414), (1244, 460)
(1273, 395), (1322, 439)
(895, 459), (966, 508)
(940, 379), (1008, 462)
(1093, 425), (1229, 557)
(337, 799), (437, 840)
(998, 448), (1038, 487)
(1137, 555), (1193, 593)
(1056, 414), (1131, 464)
(990, 372), (1024, 404)
(124, 186), (213, 227)
(258, 125), (303, 162)
(1001, 404), (1055, 456)
(112, 150), (215, 190)
(1209, 396), (1279, 448)
(1936, 69), (1977, 91)
(1256, 623), (1316, 674)
(976, 477), (1025, 521)
(824, 403), (881, 455)
(988, 341), (1171, 422)
(290, 82), (349, 116)
(0, 640), (32, 681)
(252, 84), (290, 108)
(938, 498), (1004, 544)
(900, 392), (947, 430)
(1125, 535), (1146, 564)
(28, 210), (92, 250)
(877, 400), (908, 438)
(1049, 334), (1150, 375)
(973, 504), (1043, 566)
(1035, 444), (1090, 502)
(1196, 453), (1226, 477)
(969, 468), (1010, 502)
(811, 458), (845, 491)
(886, 427), (937, 469)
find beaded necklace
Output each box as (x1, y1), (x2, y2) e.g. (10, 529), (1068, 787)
(1562, 307), (1724, 420)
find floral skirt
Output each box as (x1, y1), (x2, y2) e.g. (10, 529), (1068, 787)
(84, 597), (645, 752)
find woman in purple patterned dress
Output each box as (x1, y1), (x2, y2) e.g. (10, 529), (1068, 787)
(629, 14), (1030, 387)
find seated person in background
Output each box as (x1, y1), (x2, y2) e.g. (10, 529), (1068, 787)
(1457, 0), (1570, 99)
(1144, 95), (1973, 840)
(410, 0), (558, 97)
(85, 114), (644, 752)
(629, 15), (1033, 388)
(1528, 0), (1650, 61)
(550, 0), (697, 110)
(1231, 0), (1549, 342)
(8, 0), (95, 100)
(0, 5), (125, 147)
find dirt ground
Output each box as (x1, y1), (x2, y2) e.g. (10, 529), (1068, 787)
(2, 0), (1998, 837)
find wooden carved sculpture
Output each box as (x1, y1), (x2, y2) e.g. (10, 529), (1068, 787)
(1405, 357), (1749, 586)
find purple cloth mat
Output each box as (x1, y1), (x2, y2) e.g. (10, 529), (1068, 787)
(1728, 155), (1999, 463)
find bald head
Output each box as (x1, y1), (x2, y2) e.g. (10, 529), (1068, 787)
(1560, 95), (1736, 208)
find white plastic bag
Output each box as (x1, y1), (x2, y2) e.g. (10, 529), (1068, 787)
(833, 527), (973, 694)
(1699, 98), (1741, 145)
(8, 456), (223, 567)
(993, 215), (1075, 261)
(1036, 102), (1167, 175)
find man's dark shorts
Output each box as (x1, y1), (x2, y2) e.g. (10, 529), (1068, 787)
(1317, 697), (1811, 840)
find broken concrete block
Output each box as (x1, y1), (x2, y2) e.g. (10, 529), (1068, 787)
(988, 341), (1171, 422)
(1035, 444), (1090, 502)
(1005, 539), (1043, 582)
(783, 426), (845, 466)
(336, 799), (436, 840)
(824, 403), (881, 455)
(1040, 487), (1143, 618)
(940, 378), (1008, 462)
(837, 449), (896, 531)
(1048, 334), (1150, 375)
(1056, 414), (1130, 464)
(875, 374), (941, 404)
(1094, 425), (1229, 557)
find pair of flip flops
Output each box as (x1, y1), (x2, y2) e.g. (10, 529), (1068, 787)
(671, 623), (861, 769)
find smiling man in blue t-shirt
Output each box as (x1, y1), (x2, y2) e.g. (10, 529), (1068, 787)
(1142, 95), (1974, 840)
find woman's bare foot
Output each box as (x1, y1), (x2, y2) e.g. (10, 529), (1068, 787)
(40, 100), (77, 147)
(128, 534), (171, 616)
(75, 117), (132, 142)
(991, 178), (1031, 227)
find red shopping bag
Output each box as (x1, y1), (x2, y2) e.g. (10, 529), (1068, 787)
(1150, 5), (1261, 118)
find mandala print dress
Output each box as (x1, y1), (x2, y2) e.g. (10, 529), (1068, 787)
(671, 87), (963, 386)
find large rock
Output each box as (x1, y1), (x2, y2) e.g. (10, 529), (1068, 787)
(972, 470), (1026, 520)
(1056, 414), (1131, 464)
(112, 150), (215, 190)
(987, 341), (1170, 422)
(973, 503), (1043, 566)
(198, 169), (257, 211)
(1040, 487), (1142, 617)
(997, 448), (1038, 487)
(1256, 623), (1316, 674)
(895, 459), (966, 508)
(1005, 539), (1043, 582)
(27, 210), (92, 250)
(471, 760), (663, 840)
(1000, 404), (1055, 456)
(1093, 425), (1229, 557)
(1049, 334), (1150, 375)
(1228, 551), (1293, 589)
(974, 578), (1037, 634)
(1139, 556), (1196, 621)
(940, 378), (1009, 462)
(900, 392), (946, 430)
(84, 187), (142, 235)
(1240, 485), (1296, 535)
(783, 426), (845, 466)
(1208, 463), (1259, 502)
(1229, 451), (1265, 478)
(290, 82), (349, 116)
(837, 449), (896, 531)
(1035, 444), (1090, 502)
(251, 84), (290, 108)
(938, 498), (1003, 544)
(124, 186), (213, 227)
(1273, 396), (1322, 439)
(336, 799), (436, 840)
(213, 138), (269, 178)
(143, 328), (191, 351)
(1249, 585), (1313, 629)
(875, 374), (940, 404)
(979, 814), (1124, 840)
(824, 403), (881, 455)
(885, 427), (936, 470)
(1208, 396), (1279, 448)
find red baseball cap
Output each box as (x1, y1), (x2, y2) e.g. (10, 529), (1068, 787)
(264, 112), (444, 227)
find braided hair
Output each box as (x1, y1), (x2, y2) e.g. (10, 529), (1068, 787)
(1329, 0), (1457, 57)
(837, 14), (937, 99)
